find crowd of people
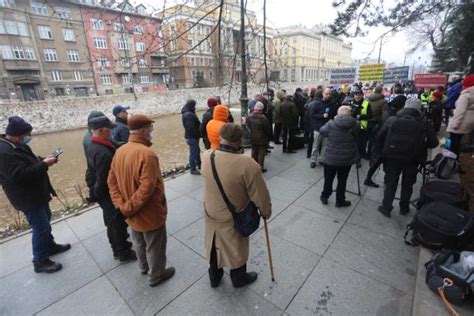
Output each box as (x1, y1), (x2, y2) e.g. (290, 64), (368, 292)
(0, 74), (472, 293)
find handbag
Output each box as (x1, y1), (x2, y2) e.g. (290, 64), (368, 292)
(210, 151), (260, 237)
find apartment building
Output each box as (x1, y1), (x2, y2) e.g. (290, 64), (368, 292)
(0, 0), (95, 101)
(273, 25), (352, 83)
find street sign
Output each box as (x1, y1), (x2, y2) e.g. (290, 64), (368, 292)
(329, 67), (357, 85)
(383, 66), (409, 85)
(358, 63), (385, 82)
(414, 73), (448, 88)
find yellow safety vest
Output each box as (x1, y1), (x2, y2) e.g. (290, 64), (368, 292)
(420, 94), (430, 104)
(360, 100), (369, 129)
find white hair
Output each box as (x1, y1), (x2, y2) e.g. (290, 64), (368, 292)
(337, 105), (352, 116)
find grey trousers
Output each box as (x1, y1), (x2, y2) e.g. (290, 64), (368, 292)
(131, 225), (167, 285)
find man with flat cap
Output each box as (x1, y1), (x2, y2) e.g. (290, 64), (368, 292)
(201, 123), (272, 288)
(112, 104), (130, 146)
(108, 114), (175, 287)
(0, 116), (70, 273)
(85, 116), (136, 262)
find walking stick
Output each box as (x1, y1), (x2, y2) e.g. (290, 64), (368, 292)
(263, 219), (275, 282)
(356, 164), (361, 196)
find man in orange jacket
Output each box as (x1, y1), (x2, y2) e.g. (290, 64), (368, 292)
(206, 105), (230, 149)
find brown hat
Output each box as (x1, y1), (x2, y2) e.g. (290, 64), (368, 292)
(128, 114), (154, 130)
(220, 123), (243, 143)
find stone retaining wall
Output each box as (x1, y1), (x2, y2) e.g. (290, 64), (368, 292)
(0, 82), (323, 134)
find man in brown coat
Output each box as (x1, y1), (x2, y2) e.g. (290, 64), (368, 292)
(201, 123), (272, 288)
(248, 101), (272, 172)
(108, 114), (175, 287)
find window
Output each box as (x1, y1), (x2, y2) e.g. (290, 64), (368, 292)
(94, 37), (107, 49)
(138, 58), (147, 68)
(133, 25), (143, 34)
(43, 48), (58, 61)
(51, 70), (63, 81)
(209, 71), (213, 80)
(73, 71), (83, 81)
(17, 22), (28, 36)
(91, 19), (103, 30)
(56, 6), (71, 20)
(62, 29), (75, 41)
(200, 57), (204, 66)
(121, 74), (130, 84)
(12, 45), (24, 59)
(120, 58), (130, 67)
(196, 25), (201, 35)
(0, 0), (16, 8)
(205, 26), (210, 35)
(97, 56), (109, 67)
(38, 25), (53, 39)
(140, 75), (149, 83)
(190, 57), (195, 66)
(101, 74), (112, 85)
(24, 47), (35, 60)
(187, 40), (192, 49)
(4, 20), (18, 34)
(31, 1), (48, 16)
(117, 39), (128, 50)
(113, 22), (124, 32)
(67, 49), (79, 62)
(135, 42), (145, 52)
(0, 45), (13, 59)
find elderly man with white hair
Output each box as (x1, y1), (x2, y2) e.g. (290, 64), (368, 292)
(319, 105), (360, 207)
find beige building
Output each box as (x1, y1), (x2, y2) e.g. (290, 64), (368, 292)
(0, 0), (95, 101)
(273, 25), (352, 83)
(158, 0), (274, 89)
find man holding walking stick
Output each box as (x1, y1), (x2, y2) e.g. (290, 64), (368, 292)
(201, 123), (272, 288)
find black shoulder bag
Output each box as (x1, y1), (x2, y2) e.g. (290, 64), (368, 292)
(210, 151), (260, 237)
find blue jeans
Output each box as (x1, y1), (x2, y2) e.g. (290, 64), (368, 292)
(23, 205), (55, 262)
(186, 138), (201, 171)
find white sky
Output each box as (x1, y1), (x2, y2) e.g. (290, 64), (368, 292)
(135, 0), (433, 68)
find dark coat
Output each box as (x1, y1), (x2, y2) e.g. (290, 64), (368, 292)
(310, 99), (335, 131)
(319, 116), (360, 167)
(112, 117), (130, 146)
(85, 138), (115, 202)
(0, 136), (56, 211)
(293, 92), (307, 115)
(201, 109), (213, 148)
(368, 93), (387, 123)
(279, 97), (299, 129)
(248, 112), (272, 145)
(181, 101), (201, 139)
(374, 108), (439, 164)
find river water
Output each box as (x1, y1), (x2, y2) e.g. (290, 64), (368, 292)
(0, 109), (241, 228)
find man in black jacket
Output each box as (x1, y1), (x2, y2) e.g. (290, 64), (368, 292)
(85, 116), (136, 261)
(201, 98), (218, 150)
(248, 102), (272, 172)
(112, 105), (130, 147)
(374, 98), (439, 217)
(0, 116), (70, 273)
(182, 99), (202, 175)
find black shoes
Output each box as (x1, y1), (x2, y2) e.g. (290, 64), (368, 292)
(232, 272), (258, 288)
(377, 205), (392, 218)
(118, 250), (137, 262)
(49, 243), (71, 256)
(320, 196), (328, 205)
(34, 258), (63, 273)
(149, 267), (176, 287)
(400, 207), (410, 215)
(286, 150), (297, 154)
(310, 162), (316, 168)
(335, 200), (351, 208)
(209, 268), (224, 288)
(190, 169), (201, 175)
(364, 179), (380, 188)
(261, 168), (268, 173)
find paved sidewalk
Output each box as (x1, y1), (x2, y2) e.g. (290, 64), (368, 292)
(0, 148), (421, 315)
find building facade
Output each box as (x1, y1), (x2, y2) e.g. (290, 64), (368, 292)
(273, 25), (352, 83)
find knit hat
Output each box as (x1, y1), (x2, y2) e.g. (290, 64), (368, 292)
(212, 105), (229, 122)
(207, 98), (218, 108)
(89, 116), (116, 130)
(404, 98), (421, 113)
(5, 116), (33, 136)
(220, 123), (243, 143)
(128, 114), (154, 130)
(254, 102), (264, 111)
(463, 75), (474, 90)
(432, 91), (443, 99)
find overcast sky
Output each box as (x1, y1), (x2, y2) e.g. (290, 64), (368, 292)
(135, 0), (433, 68)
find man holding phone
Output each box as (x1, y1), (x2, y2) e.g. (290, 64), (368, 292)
(0, 116), (70, 273)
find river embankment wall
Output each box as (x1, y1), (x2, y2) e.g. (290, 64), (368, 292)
(0, 82), (323, 134)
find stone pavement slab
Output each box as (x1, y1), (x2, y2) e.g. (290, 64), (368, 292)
(286, 258), (413, 316)
(165, 173), (204, 195)
(173, 217), (206, 258)
(82, 230), (122, 273)
(265, 176), (313, 203)
(66, 207), (106, 240)
(37, 276), (133, 316)
(166, 196), (204, 235)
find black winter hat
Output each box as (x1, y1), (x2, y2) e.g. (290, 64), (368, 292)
(6, 116), (33, 136)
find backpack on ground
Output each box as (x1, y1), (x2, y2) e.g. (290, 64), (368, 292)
(427, 150), (459, 180)
(404, 202), (474, 250)
(383, 115), (425, 162)
(425, 250), (474, 310)
(417, 180), (470, 210)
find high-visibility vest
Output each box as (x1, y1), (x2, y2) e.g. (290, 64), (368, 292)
(360, 99), (369, 129)
(420, 94), (430, 104)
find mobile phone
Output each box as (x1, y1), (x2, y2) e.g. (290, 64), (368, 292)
(51, 147), (63, 158)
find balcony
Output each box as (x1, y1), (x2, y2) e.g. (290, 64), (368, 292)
(150, 51), (167, 58)
(3, 60), (40, 71)
(151, 64), (169, 74)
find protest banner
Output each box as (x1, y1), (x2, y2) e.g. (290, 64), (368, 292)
(329, 67), (357, 85)
(383, 66), (409, 85)
(414, 73), (448, 88)
(358, 63), (385, 82)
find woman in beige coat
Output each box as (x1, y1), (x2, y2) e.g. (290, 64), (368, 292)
(201, 123), (272, 288)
